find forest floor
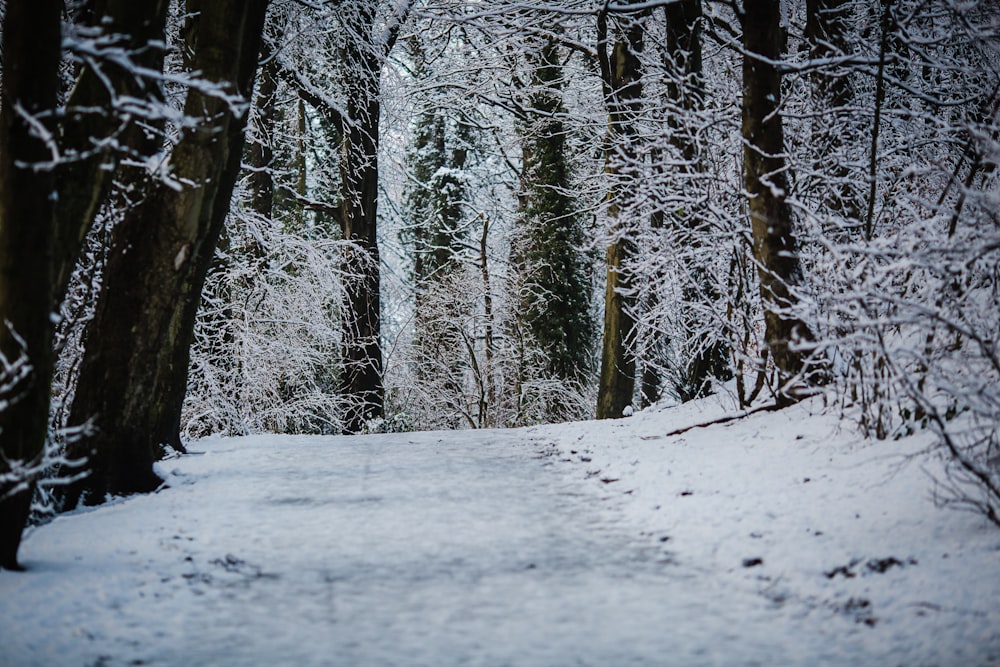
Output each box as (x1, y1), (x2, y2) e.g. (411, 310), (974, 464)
(2, 393), (999, 666)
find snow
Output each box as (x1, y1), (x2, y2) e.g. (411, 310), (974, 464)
(3, 394), (999, 666)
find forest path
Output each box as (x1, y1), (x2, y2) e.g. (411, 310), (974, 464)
(6, 428), (736, 667)
(6, 402), (1000, 666)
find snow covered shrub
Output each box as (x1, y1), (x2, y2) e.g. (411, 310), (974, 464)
(388, 262), (501, 430)
(793, 1), (1000, 526)
(3, 322), (88, 525)
(884, 174), (1000, 527)
(183, 210), (358, 438)
(359, 411), (413, 435)
(0, 329), (37, 505)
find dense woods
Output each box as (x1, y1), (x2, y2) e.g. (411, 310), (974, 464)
(1, 0), (998, 569)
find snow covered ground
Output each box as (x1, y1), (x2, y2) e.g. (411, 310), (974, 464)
(2, 394), (999, 666)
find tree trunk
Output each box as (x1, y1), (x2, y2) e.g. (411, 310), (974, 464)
(247, 43), (278, 222)
(53, 0), (171, 304)
(337, 6), (386, 434)
(405, 39), (473, 420)
(662, 0), (731, 402)
(0, 0), (62, 571)
(742, 0), (815, 404)
(596, 8), (644, 419)
(805, 0), (860, 225)
(864, 0), (895, 241)
(805, 0), (852, 108)
(641, 1), (704, 407)
(597, 233), (637, 419)
(63, 0), (270, 507)
(479, 215), (495, 426)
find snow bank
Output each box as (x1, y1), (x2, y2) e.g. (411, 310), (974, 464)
(542, 395), (1000, 665)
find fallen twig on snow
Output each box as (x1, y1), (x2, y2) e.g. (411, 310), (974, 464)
(640, 403), (782, 439)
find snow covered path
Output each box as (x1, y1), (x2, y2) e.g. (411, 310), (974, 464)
(3, 399), (1000, 666)
(4, 430), (703, 667)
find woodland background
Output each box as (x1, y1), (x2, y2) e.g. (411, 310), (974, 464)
(1, 0), (998, 570)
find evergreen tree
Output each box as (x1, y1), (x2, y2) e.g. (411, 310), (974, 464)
(402, 38), (477, 428)
(406, 103), (471, 290)
(515, 35), (595, 398)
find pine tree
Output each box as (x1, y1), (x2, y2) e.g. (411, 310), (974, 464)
(515, 35), (595, 403)
(402, 38), (477, 427)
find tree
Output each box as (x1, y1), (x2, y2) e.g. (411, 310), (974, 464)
(405, 41), (472, 292)
(336, 2), (414, 433)
(741, 0), (816, 404)
(661, 0), (731, 403)
(0, 0), (63, 570)
(804, 0), (861, 225)
(53, 0), (171, 304)
(514, 29), (595, 413)
(803, 0), (1000, 523)
(805, 0), (853, 109)
(596, 5), (645, 419)
(246, 37), (279, 223)
(63, 0), (270, 507)
(401, 35), (476, 428)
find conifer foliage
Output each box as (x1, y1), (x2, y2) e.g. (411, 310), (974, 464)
(515, 33), (596, 394)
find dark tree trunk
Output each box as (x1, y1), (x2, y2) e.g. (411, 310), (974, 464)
(597, 234), (636, 419)
(864, 0), (898, 241)
(805, 0), (860, 224)
(247, 42), (278, 222)
(596, 7), (644, 419)
(805, 0), (852, 108)
(338, 5), (385, 434)
(658, 0), (731, 403)
(664, 0), (703, 134)
(272, 2), (413, 433)
(0, 0), (62, 571)
(742, 0), (815, 404)
(63, 0), (270, 507)
(53, 0), (171, 304)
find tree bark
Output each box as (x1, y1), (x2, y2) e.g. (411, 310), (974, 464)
(660, 0), (731, 402)
(53, 0), (171, 304)
(742, 0), (815, 404)
(63, 0), (270, 507)
(805, 0), (860, 224)
(805, 0), (852, 108)
(337, 5), (386, 434)
(596, 8), (644, 419)
(247, 42), (278, 222)
(0, 0), (62, 571)
(864, 0), (894, 241)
